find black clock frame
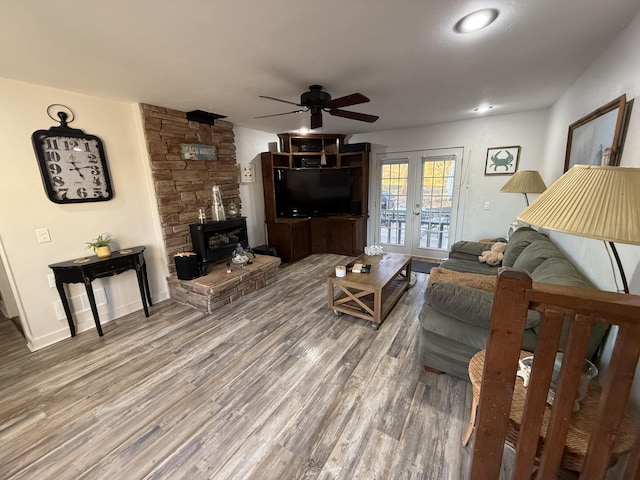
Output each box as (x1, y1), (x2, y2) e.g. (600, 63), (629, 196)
(32, 122), (114, 204)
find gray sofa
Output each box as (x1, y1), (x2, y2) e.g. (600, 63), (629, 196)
(418, 227), (609, 379)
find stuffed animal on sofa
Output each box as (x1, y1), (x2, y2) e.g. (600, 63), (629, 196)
(478, 241), (507, 265)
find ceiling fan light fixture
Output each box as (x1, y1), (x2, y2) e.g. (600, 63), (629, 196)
(455, 8), (499, 33)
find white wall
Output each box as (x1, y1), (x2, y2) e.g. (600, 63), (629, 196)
(350, 109), (550, 244)
(540, 13), (640, 419)
(233, 126), (278, 248)
(0, 78), (168, 350)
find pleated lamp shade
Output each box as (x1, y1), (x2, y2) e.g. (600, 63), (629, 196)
(500, 170), (547, 194)
(518, 165), (640, 245)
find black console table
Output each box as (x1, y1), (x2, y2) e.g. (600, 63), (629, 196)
(49, 246), (152, 337)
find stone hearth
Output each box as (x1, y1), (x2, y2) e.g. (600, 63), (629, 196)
(168, 255), (280, 313)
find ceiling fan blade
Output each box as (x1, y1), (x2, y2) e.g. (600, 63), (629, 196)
(254, 109), (306, 119)
(310, 112), (323, 129)
(328, 93), (370, 109)
(259, 95), (302, 107)
(329, 108), (379, 123)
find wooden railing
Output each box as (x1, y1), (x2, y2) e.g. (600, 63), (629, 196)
(470, 268), (640, 479)
(379, 209), (451, 248)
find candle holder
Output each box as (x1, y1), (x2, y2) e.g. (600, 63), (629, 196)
(197, 208), (207, 224)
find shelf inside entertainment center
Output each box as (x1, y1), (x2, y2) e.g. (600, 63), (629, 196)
(261, 133), (370, 263)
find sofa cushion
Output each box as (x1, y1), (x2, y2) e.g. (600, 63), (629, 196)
(449, 240), (493, 262)
(425, 282), (541, 329)
(511, 240), (564, 273)
(438, 258), (499, 275)
(530, 257), (594, 288)
(419, 306), (540, 379)
(502, 227), (548, 267)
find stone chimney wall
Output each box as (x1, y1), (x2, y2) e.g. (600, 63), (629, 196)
(139, 103), (240, 274)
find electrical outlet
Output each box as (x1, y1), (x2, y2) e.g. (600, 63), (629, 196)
(36, 228), (51, 243)
(94, 289), (107, 306)
(483, 202), (491, 210)
(53, 300), (65, 321)
(79, 288), (108, 310)
(47, 274), (56, 288)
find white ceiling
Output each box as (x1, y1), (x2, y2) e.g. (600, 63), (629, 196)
(2, 1), (640, 135)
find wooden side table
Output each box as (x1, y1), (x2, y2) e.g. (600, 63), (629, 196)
(464, 350), (636, 476)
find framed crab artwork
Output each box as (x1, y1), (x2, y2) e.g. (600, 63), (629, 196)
(484, 146), (520, 175)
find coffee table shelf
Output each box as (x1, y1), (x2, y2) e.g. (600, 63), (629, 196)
(327, 253), (411, 329)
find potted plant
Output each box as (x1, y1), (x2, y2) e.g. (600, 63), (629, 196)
(86, 233), (113, 258)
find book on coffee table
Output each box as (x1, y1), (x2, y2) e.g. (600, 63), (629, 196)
(345, 261), (371, 273)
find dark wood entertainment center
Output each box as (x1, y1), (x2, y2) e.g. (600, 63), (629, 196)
(261, 133), (369, 263)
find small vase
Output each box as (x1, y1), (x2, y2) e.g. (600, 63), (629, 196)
(95, 246), (111, 258)
(228, 202), (238, 217)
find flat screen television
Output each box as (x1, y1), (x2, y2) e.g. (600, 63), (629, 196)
(275, 168), (351, 217)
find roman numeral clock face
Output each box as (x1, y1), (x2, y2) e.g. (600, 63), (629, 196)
(32, 129), (114, 203)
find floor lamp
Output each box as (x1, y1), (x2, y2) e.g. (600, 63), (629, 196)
(500, 170), (547, 206)
(518, 165), (640, 294)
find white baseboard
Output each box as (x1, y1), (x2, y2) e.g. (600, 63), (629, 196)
(27, 287), (170, 352)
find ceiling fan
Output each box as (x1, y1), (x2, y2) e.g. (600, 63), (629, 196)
(256, 84), (379, 129)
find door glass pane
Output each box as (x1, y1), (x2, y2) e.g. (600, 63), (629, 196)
(419, 155), (455, 250)
(379, 161), (408, 246)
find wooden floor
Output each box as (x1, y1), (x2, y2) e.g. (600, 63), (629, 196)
(0, 254), (475, 480)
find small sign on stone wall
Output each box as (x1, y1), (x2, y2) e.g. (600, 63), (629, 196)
(180, 143), (217, 160)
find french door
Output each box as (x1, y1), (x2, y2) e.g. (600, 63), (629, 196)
(374, 148), (463, 259)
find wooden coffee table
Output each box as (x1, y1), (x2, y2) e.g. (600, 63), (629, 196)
(327, 253), (411, 330)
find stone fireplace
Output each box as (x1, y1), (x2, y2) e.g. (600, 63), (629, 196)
(139, 103), (241, 275)
(139, 104), (280, 312)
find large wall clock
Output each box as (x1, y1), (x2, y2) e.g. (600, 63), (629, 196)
(31, 105), (114, 204)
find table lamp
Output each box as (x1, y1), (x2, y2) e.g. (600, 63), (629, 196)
(518, 165), (640, 293)
(500, 170), (547, 206)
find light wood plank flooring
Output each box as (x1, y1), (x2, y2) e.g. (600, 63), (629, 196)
(0, 254), (474, 479)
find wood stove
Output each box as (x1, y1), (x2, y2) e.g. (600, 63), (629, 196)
(189, 217), (249, 273)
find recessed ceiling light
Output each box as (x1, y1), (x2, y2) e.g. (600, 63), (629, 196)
(474, 105), (494, 113)
(455, 9), (499, 33)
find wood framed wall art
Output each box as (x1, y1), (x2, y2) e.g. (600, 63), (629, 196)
(485, 146), (520, 175)
(564, 94), (627, 172)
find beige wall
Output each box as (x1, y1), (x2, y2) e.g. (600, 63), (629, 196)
(0, 78), (168, 350)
